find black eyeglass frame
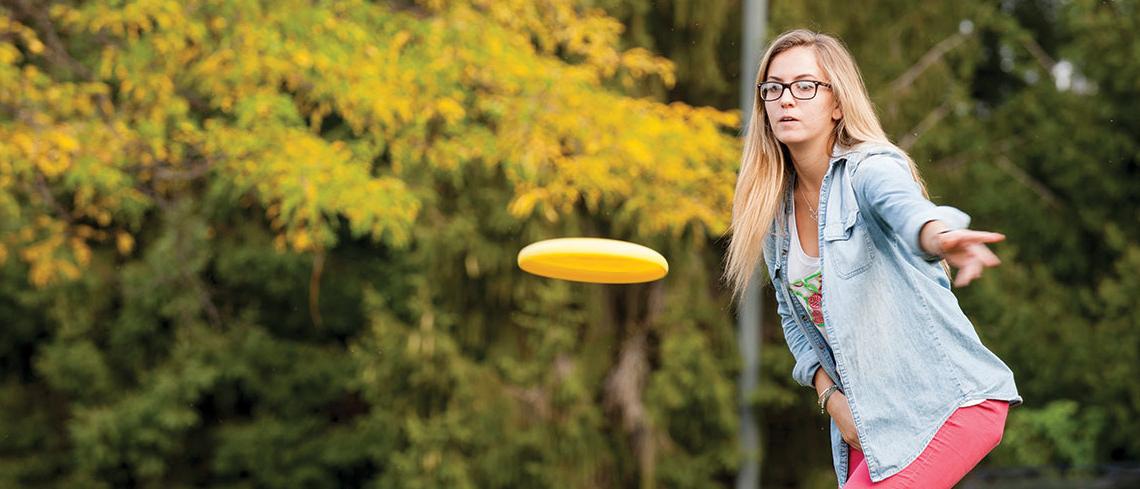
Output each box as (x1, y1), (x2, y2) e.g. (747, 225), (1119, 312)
(756, 80), (832, 102)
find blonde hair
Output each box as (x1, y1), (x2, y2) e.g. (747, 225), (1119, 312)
(724, 29), (934, 300)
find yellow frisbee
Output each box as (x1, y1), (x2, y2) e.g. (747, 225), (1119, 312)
(517, 238), (669, 284)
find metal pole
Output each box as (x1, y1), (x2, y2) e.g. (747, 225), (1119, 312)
(741, 0), (767, 120)
(737, 1), (766, 488)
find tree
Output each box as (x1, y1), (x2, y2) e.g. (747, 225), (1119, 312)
(0, 0), (743, 487)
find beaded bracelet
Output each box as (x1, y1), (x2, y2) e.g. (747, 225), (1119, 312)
(818, 384), (841, 416)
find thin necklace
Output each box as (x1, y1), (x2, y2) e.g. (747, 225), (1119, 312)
(798, 185), (819, 223)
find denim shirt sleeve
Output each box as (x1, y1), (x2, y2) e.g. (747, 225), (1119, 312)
(775, 277), (821, 388)
(851, 153), (971, 261)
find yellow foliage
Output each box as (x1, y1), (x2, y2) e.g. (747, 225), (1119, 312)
(115, 231), (135, 256)
(0, 0), (738, 287)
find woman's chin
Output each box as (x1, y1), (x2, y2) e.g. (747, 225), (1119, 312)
(775, 132), (810, 146)
(775, 129), (830, 148)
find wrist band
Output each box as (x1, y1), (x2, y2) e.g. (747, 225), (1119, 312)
(818, 385), (841, 415)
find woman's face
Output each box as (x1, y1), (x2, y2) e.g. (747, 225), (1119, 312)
(762, 46), (842, 148)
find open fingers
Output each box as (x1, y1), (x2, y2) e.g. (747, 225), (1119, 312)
(954, 262), (983, 287)
(943, 230), (1006, 250)
(970, 230), (1006, 243)
(975, 244), (1002, 267)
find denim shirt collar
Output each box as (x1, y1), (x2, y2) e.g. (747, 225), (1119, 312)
(767, 143), (855, 275)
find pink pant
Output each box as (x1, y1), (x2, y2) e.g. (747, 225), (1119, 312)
(842, 399), (1009, 489)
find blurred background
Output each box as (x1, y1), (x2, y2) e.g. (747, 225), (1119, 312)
(1, 0), (1138, 488)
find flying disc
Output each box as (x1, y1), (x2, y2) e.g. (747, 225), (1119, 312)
(517, 238), (669, 284)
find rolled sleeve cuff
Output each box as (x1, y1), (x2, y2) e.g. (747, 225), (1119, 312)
(793, 358), (822, 388)
(903, 205), (971, 261)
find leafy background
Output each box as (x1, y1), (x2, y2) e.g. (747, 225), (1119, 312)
(1, 0), (1137, 488)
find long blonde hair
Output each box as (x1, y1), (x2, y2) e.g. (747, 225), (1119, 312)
(724, 29), (934, 300)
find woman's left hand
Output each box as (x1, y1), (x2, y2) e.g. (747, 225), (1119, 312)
(935, 229), (1005, 287)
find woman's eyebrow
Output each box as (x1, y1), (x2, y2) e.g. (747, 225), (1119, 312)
(767, 74), (820, 81)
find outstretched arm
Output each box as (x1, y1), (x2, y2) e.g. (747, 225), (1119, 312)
(853, 154), (1003, 286)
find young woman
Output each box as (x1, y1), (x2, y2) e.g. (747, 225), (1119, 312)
(724, 29), (1022, 488)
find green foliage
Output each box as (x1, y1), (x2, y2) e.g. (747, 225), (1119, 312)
(989, 399), (1105, 470)
(0, 0), (1137, 488)
(0, 0), (740, 487)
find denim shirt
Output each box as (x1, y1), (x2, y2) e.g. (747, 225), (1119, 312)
(762, 143), (1022, 485)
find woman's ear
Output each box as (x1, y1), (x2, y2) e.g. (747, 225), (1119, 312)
(832, 105), (843, 121)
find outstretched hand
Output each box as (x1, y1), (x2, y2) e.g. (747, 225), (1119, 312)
(936, 229), (1005, 287)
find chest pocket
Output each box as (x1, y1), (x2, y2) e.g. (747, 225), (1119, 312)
(822, 209), (874, 279)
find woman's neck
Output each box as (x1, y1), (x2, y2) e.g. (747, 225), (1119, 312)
(788, 137), (833, 192)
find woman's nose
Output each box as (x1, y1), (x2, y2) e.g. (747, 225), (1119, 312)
(779, 89), (796, 106)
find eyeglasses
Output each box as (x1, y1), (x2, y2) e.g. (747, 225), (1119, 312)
(757, 80), (832, 101)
